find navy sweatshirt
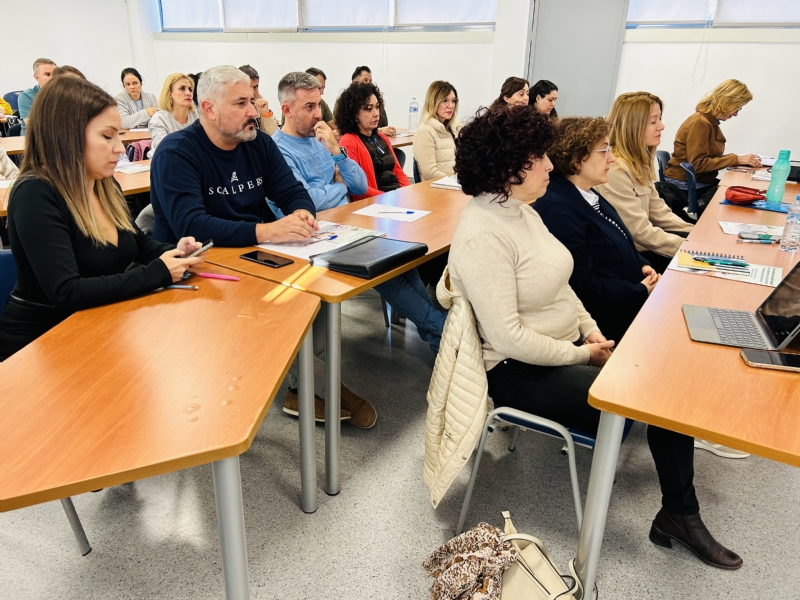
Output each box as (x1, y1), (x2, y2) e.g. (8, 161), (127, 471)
(150, 120), (316, 246)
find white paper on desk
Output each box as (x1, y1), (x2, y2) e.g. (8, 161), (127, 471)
(668, 255), (782, 287)
(430, 175), (462, 190)
(115, 163), (150, 174)
(352, 204), (430, 222)
(752, 172), (771, 182)
(0, 179), (13, 189)
(255, 220), (384, 260)
(393, 132), (412, 137)
(718, 221), (784, 236)
(128, 127), (150, 132)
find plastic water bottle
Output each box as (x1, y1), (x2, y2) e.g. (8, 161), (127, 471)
(780, 196), (800, 253)
(766, 149), (791, 206)
(408, 98), (419, 133)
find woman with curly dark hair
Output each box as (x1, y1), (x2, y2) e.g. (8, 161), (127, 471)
(336, 82), (410, 201)
(449, 106), (742, 571)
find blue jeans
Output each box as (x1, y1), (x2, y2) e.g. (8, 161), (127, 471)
(375, 268), (446, 353)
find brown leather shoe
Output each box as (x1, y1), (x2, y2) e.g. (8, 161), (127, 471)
(650, 507), (743, 570)
(282, 388), (350, 422)
(340, 383), (377, 429)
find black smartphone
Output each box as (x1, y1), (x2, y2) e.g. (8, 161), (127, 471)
(186, 239), (213, 258)
(740, 349), (800, 373)
(240, 250), (294, 268)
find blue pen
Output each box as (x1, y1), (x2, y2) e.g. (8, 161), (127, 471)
(328, 235), (338, 240)
(379, 210), (414, 214)
(736, 239), (778, 244)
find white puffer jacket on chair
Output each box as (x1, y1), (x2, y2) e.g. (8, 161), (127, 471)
(424, 267), (489, 508)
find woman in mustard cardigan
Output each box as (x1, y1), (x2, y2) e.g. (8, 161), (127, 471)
(335, 82), (410, 201)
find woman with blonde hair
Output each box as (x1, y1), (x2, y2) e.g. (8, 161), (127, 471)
(0, 76), (204, 361)
(148, 72), (198, 153)
(412, 80), (463, 181)
(664, 79), (760, 188)
(596, 92), (693, 273)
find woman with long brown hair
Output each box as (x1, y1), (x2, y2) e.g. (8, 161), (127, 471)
(491, 76), (529, 107)
(0, 76), (203, 361)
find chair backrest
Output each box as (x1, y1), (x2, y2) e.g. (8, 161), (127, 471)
(135, 203), (155, 234)
(413, 158), (421, 184)
(3, 91), (22, 113)
(0, 248), (16, 314)
(655, 150), (670, 182)
(679, 161), (699, 217)
(7, 123), (21, 137)
(126, 144), (136, 162)
(394, 147), (406, 169)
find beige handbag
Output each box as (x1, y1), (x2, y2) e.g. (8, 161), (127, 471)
(500, 512), (589, 600)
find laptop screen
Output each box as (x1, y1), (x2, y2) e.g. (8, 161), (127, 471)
(757, 261), (800, 348)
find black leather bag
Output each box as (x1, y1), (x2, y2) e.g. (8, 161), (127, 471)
(309, 236), (428, 279)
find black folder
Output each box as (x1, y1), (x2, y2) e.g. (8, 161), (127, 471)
(309, 236), (428, 279)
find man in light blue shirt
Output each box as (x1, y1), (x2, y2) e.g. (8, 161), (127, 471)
(18, 58), (56, 135)
(273, 72), (446, 429)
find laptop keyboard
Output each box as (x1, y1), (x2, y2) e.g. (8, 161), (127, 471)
(708, 308), (769, 349)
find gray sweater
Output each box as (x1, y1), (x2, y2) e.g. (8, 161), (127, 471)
(115, 91), (159, 130)
(448, 194), (598, 371)
(148, 110), (198, 153)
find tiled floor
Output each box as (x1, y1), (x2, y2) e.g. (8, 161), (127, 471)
(2, 290), (799, 598)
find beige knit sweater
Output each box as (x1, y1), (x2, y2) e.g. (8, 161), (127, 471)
(448, 194), (598, 371)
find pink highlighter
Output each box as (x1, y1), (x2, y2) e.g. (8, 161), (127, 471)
(197, 272), (240, 281)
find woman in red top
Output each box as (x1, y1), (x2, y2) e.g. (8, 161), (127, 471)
(336, 82), (410, 201)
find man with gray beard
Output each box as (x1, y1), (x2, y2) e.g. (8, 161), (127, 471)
(150, 64), (317, 246)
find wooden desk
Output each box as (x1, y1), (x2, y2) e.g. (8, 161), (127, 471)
(0, 136), (24, 155)
(0, 265), (320, 599)
(0, 130), (150, 157)
(207, 181), (469, 500)
(573, 184), (800, 595)
(389, 128), (415, 149)
(0, 161), (151, 218)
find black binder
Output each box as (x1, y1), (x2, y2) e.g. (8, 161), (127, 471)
(309, 236), (428, 279)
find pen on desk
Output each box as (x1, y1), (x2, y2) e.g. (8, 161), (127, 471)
(379, 210), (414, 214)
(197, 272), (240, 281)
(737, 239), (779, 244)
(166, 284), (199, 290)
(692, 257), (749, 267)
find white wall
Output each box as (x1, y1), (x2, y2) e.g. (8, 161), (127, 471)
(616, 29), (800, 159)
(152, 33), (495, 128)
(0, 0), (133, 97)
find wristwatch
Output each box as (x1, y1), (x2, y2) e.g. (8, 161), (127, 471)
(332, 146), (348, 162)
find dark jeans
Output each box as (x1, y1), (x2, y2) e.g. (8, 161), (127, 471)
(640, 230), (690, 274)
(487, 358), (699, 515)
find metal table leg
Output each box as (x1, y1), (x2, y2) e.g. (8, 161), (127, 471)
(324, 301), (342, 496)
(574, 412), (626, 599)
(212, 456), (250, 600)
(298, 329), (318, 513)
(59, 497), (92, 556)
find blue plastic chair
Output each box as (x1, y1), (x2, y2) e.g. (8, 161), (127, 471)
(456, 405), (634, 535)
(3, 91), (22, 114)
(679, 162), (699, 219)
(0, 248), (15, 313)
(655, 150), (670, 182)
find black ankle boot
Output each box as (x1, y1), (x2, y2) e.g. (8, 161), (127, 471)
(649, 507), (743, 570)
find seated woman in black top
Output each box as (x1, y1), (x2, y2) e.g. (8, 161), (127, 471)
(534, 117), (660, 343)
(0, 76), (204, 361)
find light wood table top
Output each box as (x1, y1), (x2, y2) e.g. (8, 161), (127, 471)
(0, 130), (150, 157)
(0, 265), (320, 511)
(0, 136), (24, 155)
(206, 180), (469, 302)
(0, 160), (151, 218)
(389, 128), (415, 148)
(589, 185), (800, 466)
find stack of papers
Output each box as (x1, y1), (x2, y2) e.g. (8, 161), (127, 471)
(430, 175), (461, 191)
(718, 221), (784, 236)
(352, 204), (430, 223)
(115, 163), (150, 174)
(668, 252), (782, 287)
(255, 220), (385, 261)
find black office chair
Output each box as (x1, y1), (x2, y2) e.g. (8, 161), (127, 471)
(6, 123), (21, 138)
(679, 162), (699, 220)
(655, 150), (670, 182)
(394, 148), (406, 169)
(413, 159), (421, 184)
(126, 144), (136, 162)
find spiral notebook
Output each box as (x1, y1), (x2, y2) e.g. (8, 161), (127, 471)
(669, 249), (782, 287)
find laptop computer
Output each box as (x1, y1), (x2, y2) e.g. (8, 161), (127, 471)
(682, 261), (800, 350)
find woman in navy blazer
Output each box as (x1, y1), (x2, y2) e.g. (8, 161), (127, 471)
(534, 116), (743, 571)
(535, 117), (660, 343)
